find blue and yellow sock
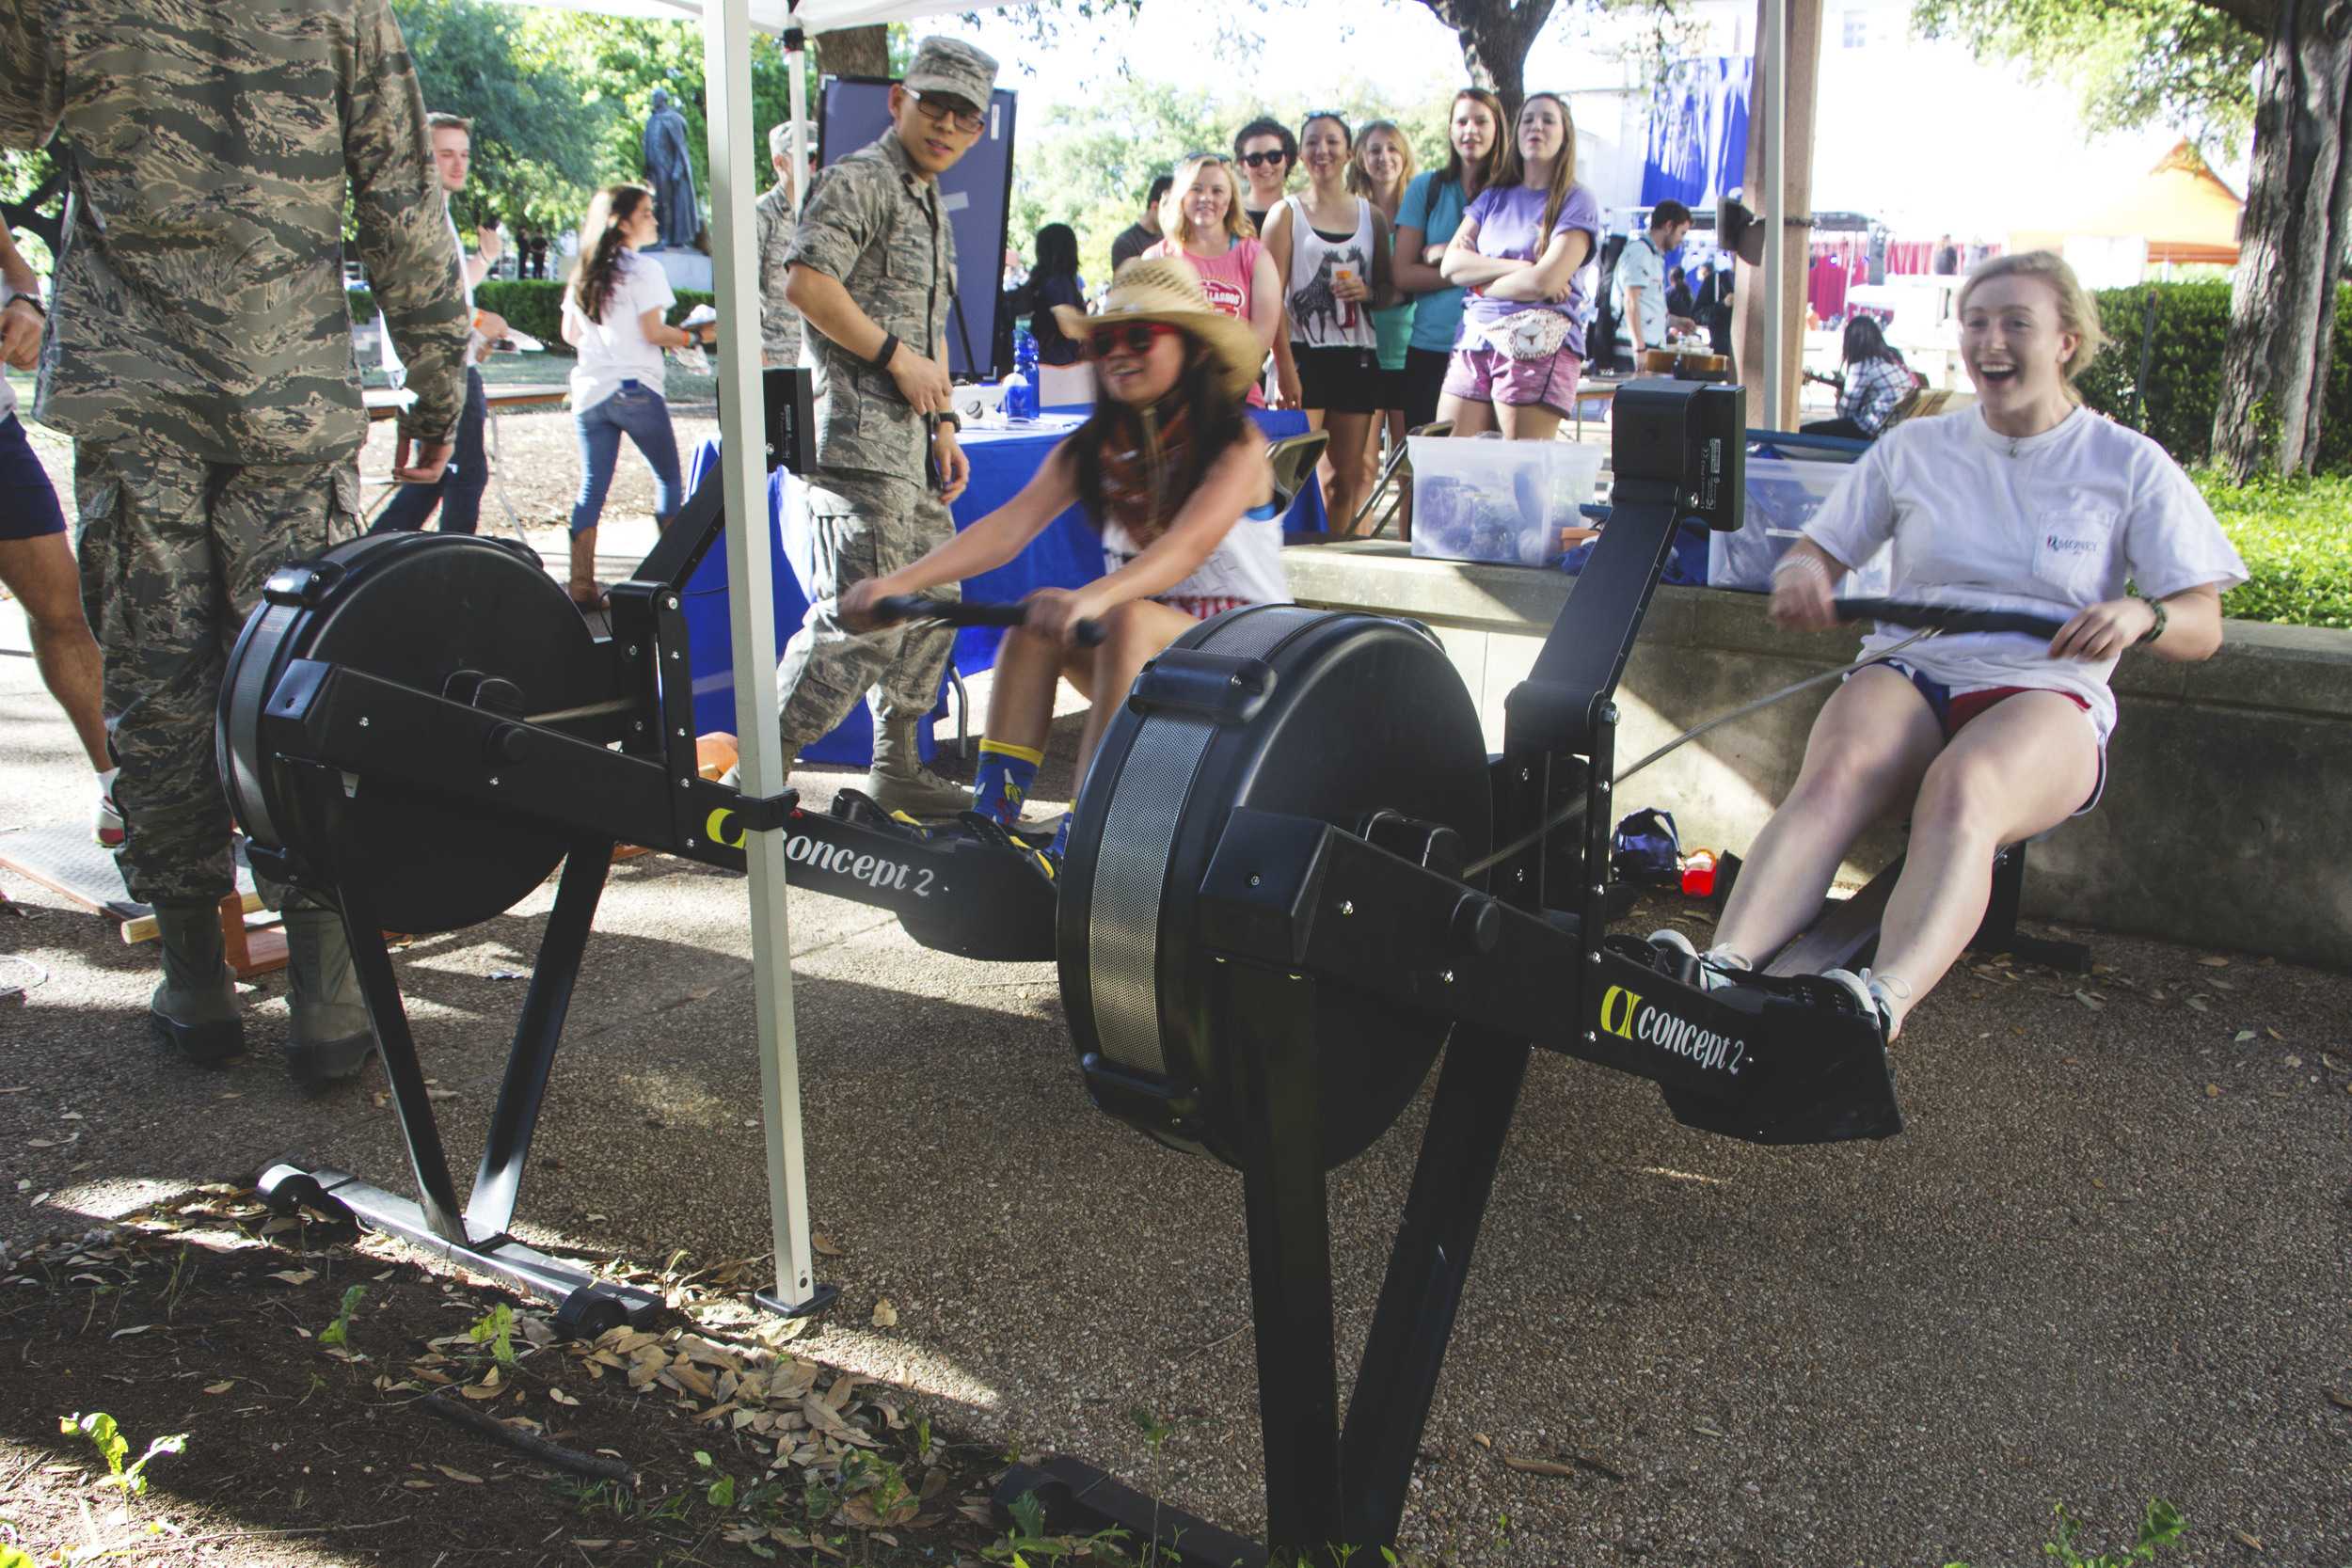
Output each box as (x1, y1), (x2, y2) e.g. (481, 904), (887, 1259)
(970, 738), (1043, 828)
(1049, 814), (1073, 860)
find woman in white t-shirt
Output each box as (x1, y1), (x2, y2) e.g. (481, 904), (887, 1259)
(561, 183), (703, 607)
(1663, 251), (2247, 1040)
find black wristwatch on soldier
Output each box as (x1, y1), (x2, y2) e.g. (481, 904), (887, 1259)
(869, 332), (900, 372)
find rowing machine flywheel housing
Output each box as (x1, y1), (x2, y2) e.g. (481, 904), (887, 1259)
(1058, 608), (1493, 1170)
(220, 533), (608, 933)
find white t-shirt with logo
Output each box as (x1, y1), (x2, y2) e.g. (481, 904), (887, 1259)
(1803, 404), (2247, 741)
(563, 249), (677, 410)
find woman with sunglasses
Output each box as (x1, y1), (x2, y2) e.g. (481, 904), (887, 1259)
(1144, 153), (1281, 407)
(1232, 117), (1297, 236)
(1438, 91), (1601, 440)
(839, 261), (1280, 866)
(1263, 112), (1394, 534)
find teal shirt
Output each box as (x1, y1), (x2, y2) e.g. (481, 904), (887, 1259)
(1371, 301), (1414, 371)
(1395, 171), (1471, 355)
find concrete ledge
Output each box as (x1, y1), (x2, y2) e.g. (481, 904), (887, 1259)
(1285, 541), (2352, 970)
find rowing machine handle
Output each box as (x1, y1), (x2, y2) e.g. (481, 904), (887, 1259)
(872, 593), (1107, 647)
(1835, 597), (2071, 641)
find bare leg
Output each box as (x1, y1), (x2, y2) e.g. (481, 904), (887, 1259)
(1321, 411), (1375, 536)
(1439, 394), (1495, 437)
(1072, 599), (1198, 785)
(1869, 694), (2099, 1033)
(1494, 403), (1563, 442)
(979, 625), (1070, 755)
(1710, 666), (1945, 966)
(0, 533), (111, 770)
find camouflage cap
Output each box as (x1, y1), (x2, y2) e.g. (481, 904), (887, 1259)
(902, 37), (997, 113)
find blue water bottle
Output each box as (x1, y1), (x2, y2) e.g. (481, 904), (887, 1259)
(1004, 328), (1040, 421)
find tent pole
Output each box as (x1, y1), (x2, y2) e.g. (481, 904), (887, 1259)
(1759, 0), (1786, 430)
(705, 0), (829, 1318)
(787, 5), (810, 217)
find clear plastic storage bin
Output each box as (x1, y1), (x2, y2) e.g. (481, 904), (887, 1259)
(1410, 436), (1606, 569)
(1708, 453), (1889, 593)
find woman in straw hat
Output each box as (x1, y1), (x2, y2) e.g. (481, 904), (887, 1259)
(842, 259), (1283, 864)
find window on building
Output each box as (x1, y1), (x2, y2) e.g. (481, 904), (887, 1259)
(1841, 10), (1867, 47)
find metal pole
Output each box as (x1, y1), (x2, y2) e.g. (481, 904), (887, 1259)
(1759, 0), (1787, 430)
(787, 7), (810, 219)
(704, 0), (826, 1316)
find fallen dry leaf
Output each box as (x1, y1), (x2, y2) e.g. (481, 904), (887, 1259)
(2233, 1530), (2262, 1550)
(2324, 1388), (2352, 1411)
(267, 1269), (317, 1286)
(549, 1387), (580, 1406)
(2198, 955), (2230, 967)
(435, 1465), (484, 1484)
(811, 1233), (845, 1258)
(2074, 991), (2105, 1011)
(871, 1298), (898, 1328)
(1502, 1455), (1577, 1478)
(202, 1381), (234, 1395)
(2205, 1084), (2223, 1099)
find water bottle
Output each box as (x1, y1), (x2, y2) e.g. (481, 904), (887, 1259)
(1004, 328), (1040, 421)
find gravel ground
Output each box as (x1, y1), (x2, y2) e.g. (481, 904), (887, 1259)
(4, 415), (2349, 1567)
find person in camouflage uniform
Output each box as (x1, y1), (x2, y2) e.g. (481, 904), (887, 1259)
(755, 119), (804, 371)
(778, 35), (994, 818)
(1, 0), (470, 1082)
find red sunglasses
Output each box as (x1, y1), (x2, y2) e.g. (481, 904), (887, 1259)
(1087, 321), (1179, 360)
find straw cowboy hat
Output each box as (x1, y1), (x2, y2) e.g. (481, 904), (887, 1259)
(1053, 258), (1266, 404)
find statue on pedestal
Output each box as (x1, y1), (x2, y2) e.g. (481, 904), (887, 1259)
(642, 89), (701, 249)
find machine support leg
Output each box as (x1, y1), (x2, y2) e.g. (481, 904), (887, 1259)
(1228, 960), (1346, 1563)
(338, 882), (468, 1244)
(1338, 1026), (1533, 1548)
(468, 839), (615, 1236)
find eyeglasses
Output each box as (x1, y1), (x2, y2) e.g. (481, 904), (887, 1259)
(1088, 321), (1179, 360)
(907, 90), (985, 135)
(1238, 150), (1288, 168)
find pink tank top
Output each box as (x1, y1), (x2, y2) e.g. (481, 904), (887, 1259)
(1146, 236), (1268, 405)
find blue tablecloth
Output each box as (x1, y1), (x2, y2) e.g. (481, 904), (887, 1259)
(680, 406), (1324, 764)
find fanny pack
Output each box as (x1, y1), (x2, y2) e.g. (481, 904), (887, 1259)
(1475, 309), (1575, 361)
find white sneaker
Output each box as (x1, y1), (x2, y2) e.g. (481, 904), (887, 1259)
(1821, 967), (1905, 1038)
(94, 770), (125, 849)
(1647, 928), (1746, 991)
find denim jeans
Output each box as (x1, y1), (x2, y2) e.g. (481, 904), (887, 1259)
(373, 366), (488, 535)
(570, 381), (683, 535)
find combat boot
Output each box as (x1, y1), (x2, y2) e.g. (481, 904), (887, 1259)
(280, 899), (376, 1088)
(149, 902), (244, 1064)
(863, 717), (974, 819)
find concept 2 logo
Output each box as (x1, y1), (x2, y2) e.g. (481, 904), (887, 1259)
(703, 809), (935, 897)
(1597, 985), (1746, 1076)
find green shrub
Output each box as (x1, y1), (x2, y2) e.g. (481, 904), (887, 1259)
(2197, 468), (2352, 630)
(349, 279), (715, 350)
(2079, 281), (2352, 474)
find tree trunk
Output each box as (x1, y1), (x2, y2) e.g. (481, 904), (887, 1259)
(1414, 0), (1561, 113)
(2211, 0), (2351, 478)
(814, 24), (892, 81)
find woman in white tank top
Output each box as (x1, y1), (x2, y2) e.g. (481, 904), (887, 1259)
(1262, 112), (1394, 535)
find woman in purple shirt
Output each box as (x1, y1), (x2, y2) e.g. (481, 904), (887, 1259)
(1437, 92), (1600, 440)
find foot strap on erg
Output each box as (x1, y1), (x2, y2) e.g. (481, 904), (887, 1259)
(971, 738), (1043, 828)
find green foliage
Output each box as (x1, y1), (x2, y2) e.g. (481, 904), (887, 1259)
(2075, 282), (2352, 476)
(1946, 1497), (2187, 1568)
(692, 1449), (737, 1508)
(59, 1412), (185, 1497)
(1911, 0), (2260, 154)
(467, 1302), (516, 1366)
(358, 280), (713, 347)
(2197, 469), (2352, 628)
(392, 0), (614, 233)
(1007, 75), (1465, 291)
(319, 1283), (366, 1349)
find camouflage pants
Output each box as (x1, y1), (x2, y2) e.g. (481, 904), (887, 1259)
(75, 444), (362, 906)
(775, 468), (958, 752)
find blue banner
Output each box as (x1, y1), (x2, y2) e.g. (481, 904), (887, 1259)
(820, 78), (1019, 380)
(1641, 56), (1752, 215)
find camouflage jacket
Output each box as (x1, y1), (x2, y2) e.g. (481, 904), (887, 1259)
(0, 0), (469, 462)
(786, 130), (952, 484)
(754, 180), (803, 370)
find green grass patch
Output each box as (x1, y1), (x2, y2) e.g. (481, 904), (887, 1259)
(2196, 467), (2352, 630)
